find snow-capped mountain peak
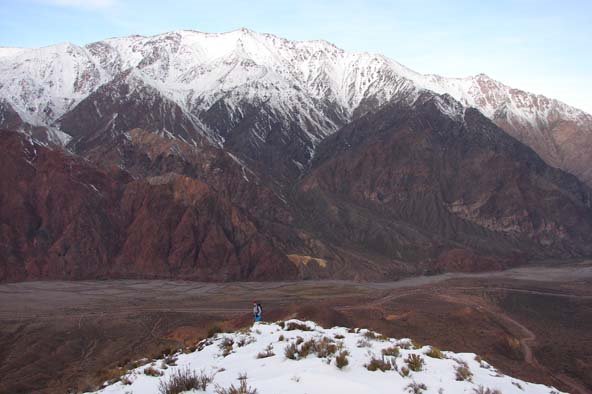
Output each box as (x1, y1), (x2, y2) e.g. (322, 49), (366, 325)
(1, 28), (590, 184)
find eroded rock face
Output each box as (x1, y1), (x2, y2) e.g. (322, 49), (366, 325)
(0, 130), (297, 282)
(296, 95), (592, 271)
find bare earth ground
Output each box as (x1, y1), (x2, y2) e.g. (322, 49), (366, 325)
(0, 261), (591, 394)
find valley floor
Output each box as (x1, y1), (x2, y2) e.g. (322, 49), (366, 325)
(0, 261), (590, 393)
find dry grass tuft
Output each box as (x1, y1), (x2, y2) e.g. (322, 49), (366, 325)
(365, 356), (394, 372)
(405, 354), (425, 372)
(256, 344), (275, 359)
(381, 346), (400, 357)
(425, 346), (444, 359)
(335, 350), (349, 369)
(158, 368), (213, 394)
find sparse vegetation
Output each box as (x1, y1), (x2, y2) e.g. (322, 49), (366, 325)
(164, 355), (178, 366)
(406, 381), (428, 394)
(472, 386), (502, 394)
(144, 366), (163, 377)
(365, 356), (394, 372)
(215, 373), (258, 394)
(357, 338), (372, 348)
(335, 350), (349, 369)
(455, 360), (473, 382)
(426, 346), (444, 359)
(237, 336), (255, 347)
(158, 368), (213, 394)
(284, 343), (298, 360)
(405, 354), (425, 372)
(219, 337), (235, 357)
(256, 344), (275, 359)
(381, 345), (400, 357)
(400, 366), (410, 377)
(285, 322), (312, 331)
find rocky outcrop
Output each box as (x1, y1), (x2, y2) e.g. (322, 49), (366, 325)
(0, 130), (297, 282)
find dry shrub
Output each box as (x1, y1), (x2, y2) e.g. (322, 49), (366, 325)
(256, 344), (275, 359)
(219, 337), (235, 357)
(425, 346), (444, 359)
(405, 354), (425, 372)
(366, 356), (394, 372)
(215, 373), (258, 394)
(406, 382), (428, 394)
(164, 355), (177, 366)
(120, 374), (133, 385)
(400, 366), (410, 377)
(284, 343), (298, 360)
(357, 338), (372, 348)
(334, 334), (345, 339)
(285, 322), (312, 331)
(455, 360), (473, 382)
(278, 334), (285, 341)
(335, 350), (349, 369)
(472, 386), (501, 394)
(158, 368), (213, 394)
(237, 336), (255, 348)
(144, 366), (163, 377)
(382, 346), (400, 357)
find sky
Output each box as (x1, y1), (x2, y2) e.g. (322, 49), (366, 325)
(1, 0), (590, 113)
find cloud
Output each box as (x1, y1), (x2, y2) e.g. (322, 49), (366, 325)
(38, 0), (117, 10)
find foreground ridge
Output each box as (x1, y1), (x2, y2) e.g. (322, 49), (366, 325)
(92, 319), (563, 394)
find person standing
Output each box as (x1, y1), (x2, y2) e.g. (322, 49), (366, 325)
(253, 301), (262, 322)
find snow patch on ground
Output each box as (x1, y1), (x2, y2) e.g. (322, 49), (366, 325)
(90, 319), (563, 394)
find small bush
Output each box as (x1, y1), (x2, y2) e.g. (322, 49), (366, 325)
(334, 334), (345, 339)
(455, 361), (473, 382)
(144, 366), (163, 377)
(405, 354), (425, 372)
(296, 337), (304, 345)
(219, 337), (235, 357)
(366, 356), (393, 372)
(284, 343), (298, 360)
(276, 321), (286, 329)
(158, 368), (213, 394)
(382, 346), (400, 357)
(285, 322), (312, 331)
(256, 344), (275, 359)
(472, 386), (501, 394)
(215, 373), (258, 394)
(335, 350), (349, 369)
(406, 382), (428, 394)
(237, 336), (255, 348)
(278, 334), (285, 341)
(400, 366), (410, 377)
(314, 337), (337, 358)
(426, 346), (444, 359)
(164, 355), (177, 366)
(121, 374), (133, 385)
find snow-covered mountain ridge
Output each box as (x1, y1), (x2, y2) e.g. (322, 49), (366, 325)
(91, 319), (563, 394)
(1, 28), (591, 184)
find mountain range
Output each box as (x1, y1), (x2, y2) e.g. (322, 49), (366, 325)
(1, 28), (591, 282)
